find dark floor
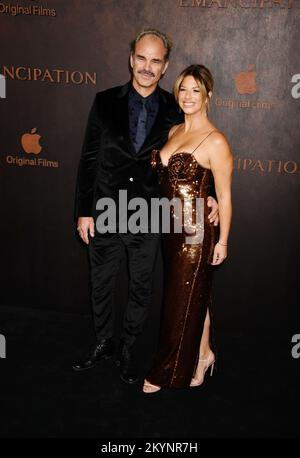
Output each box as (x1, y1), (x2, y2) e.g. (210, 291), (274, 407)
(0, 305), (299, 439)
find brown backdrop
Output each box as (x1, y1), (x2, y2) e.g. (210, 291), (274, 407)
(0, 0), (299, 341)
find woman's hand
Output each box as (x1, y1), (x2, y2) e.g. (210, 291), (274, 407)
(207, 196), (219, 226)
(211, 242), (227, 265)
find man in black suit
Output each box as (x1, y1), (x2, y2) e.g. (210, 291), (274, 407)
(73, 29), (218, 383)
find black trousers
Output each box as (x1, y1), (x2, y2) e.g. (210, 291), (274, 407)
(88, 232), (160, 347)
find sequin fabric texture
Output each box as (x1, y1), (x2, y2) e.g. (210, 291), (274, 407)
(147, 150), (217, 388)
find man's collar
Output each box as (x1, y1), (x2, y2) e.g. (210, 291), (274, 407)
(118, 80), (160, 96)
(117, 81), (168, 105)
(129, 83), (159, 101)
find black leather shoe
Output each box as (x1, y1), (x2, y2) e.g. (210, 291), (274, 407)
(72, 338), (115, 372)
(115, 342), (138, 384)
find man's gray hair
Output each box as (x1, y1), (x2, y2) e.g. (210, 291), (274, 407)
(130, 29), (173, 61)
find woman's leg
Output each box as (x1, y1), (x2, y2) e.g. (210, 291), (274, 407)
(190, 308), (215, 386)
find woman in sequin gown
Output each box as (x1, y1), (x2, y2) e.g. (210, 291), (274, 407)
(143, 65), (233, 392)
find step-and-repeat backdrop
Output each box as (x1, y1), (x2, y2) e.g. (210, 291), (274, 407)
(0, 0), (299, 343)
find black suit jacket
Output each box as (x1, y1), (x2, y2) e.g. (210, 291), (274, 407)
(75, 82), (182, 218)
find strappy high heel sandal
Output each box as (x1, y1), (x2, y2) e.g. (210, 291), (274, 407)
(190, 350), (215, 387)
(143, 379), (161, 394)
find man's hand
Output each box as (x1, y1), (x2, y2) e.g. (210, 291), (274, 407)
(77, 217), (95, 244)
(207, 196), (219, 226)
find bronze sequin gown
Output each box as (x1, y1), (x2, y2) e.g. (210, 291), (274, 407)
(147, 136), (218, 388)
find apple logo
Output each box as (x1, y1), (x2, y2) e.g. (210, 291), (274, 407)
(234, 65), (257, 95)
(21, 127), (42, 154)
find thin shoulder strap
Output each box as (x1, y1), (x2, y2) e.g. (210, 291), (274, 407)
(191, 129), (217, 155)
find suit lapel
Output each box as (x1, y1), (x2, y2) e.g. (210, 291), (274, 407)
(115, 82), (135, 155)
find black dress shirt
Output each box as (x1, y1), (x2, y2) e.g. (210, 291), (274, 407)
(128, 84), (159, 153)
